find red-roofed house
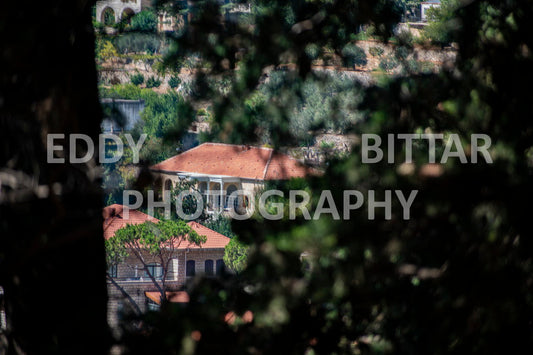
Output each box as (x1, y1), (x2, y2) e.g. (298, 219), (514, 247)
(103, 204), (230, 328)
(150, 143), (315, 212)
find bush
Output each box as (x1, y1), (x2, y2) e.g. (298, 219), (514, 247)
(369, 46), (384, 57)
(145, 76), (161, 88)
(97, 41), (118, 62)
(341, 43), (367, 67)
(93, 21), (104, 33)
(305, 43), (320, 60)
(114, 33), (162, 54)
(396, 46), (410, 60)
(168, 75), (181, 88)
(379, 55), (399, 71)
(130, 73), (144, 86)
(130, 10), (157, 32)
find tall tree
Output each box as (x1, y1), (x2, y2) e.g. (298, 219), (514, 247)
(0, 0), (110, 353)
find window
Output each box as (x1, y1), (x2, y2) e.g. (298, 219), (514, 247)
(108, 264), (118, 278)
(225, 185), (239, 210)
(212, 183), (221, 210)
(145, 263), (163, 280)
(216, 259), (225, 275)
(186, 260), (195, 277)
(205, 260), (214, 276)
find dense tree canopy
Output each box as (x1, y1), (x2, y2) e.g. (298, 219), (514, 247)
(3, 0), (533, 354)
(121, 0), (533, 354)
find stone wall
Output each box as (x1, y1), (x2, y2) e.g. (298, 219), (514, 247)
(107, 248), (226, 330)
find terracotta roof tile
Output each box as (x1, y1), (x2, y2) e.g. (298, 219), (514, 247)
(150, 143), (313, 180)
(145, 291), (190, 304)
(103, 204), (158, 240)
(103, 204), (230, 250)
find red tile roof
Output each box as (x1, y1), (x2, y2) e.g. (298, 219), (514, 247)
(150, 143), (313, 180)
(183, 221), (230, 249)
(103, 204), (158, 240)
(103, 204), (230, 249)
(145, 291), (190, 304)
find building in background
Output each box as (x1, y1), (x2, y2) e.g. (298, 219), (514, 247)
(103, 204), (230, 328)
(150, 142), (315, 214)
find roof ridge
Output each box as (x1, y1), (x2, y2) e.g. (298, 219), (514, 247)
(202, 142), (273, 151)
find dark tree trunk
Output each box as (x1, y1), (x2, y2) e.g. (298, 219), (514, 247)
(0, 1), (110, 353)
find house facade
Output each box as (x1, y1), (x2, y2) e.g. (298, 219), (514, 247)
(103, 204), (230, 328)
(150, 143), (314, 214)
(421, 1), (441, 22)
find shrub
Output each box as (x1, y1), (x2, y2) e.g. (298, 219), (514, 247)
(114, 33), (162, 54)
(93, 21), (104, 33)
(369, 46), (384, 57)
(341, 43), (367, 67)
(305, 43), (320, 60)
(130, 73), (144, 86)
(168, 75), (181, 88)
(396, 46), (410, 60)
(130, 10), (157, 32)
(379, 55), (399, 71)
(98, 41), (118, 62)
(145, 76), (162, 88)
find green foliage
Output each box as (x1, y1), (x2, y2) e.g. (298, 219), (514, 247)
(223, 238), (248, 273)
(130, 10), (158, 33)
(100, 84), (194, 139)
(97, 40), (118, 62)
(168, 75), (181, 89)
(379, 54), (400, 71)
(257, 70), (363, 144)
(130, 72), (144, 86)
(93, 20), (104, 32)
(109, 1), (533, 354)
(341, 43), (367, 67)
(304, 43), (320, 60)
(422, 0), (458, 46)
(107, 220), (205, 264)
(369, 46), (385, 57)
(114, 33), (164, 54)
(204, 216), (235, 238)
(102, 8), (115, 26)
(106, 219), (206, 304)
(145, 76), (162, 88)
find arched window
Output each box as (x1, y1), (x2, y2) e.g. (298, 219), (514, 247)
(225, 184), (239, 210)
(145, 263), (162, 280)
(186, 260), (195, 277)
(121, 8), (135, 23)
(102, 7), (115, 25)
(205, 260), (214, 276)
(164, 179), (172, 192)
(216, 259), (225, 275)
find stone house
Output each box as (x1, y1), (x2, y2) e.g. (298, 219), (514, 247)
(103, 204), (230, 327)
(150, 142), (315, 214)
